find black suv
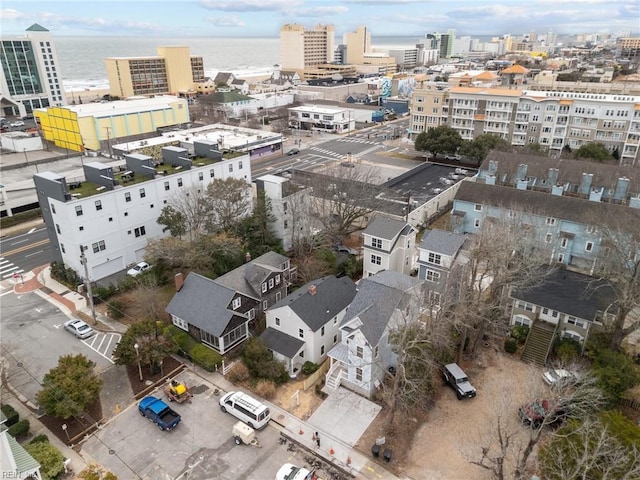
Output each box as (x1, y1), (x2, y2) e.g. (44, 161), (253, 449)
(443, 363), (477, 400)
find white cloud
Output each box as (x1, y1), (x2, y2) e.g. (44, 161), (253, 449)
(200, 0), (301, 12)
(206, 15), (246, 27)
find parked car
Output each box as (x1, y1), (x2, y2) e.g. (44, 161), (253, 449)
(518, 399), (569, 428)
(443, 363), (476, 400)
(275, 463), (316, 480)
(64, 318), (95, 339)
(127, 261), (150, 277)
(444, 154), (461, 161)
(542, 368), (578, 387)
(9, 120), (25, 128)
(341, 161), (355, 168)
(335, 245), (357, 256)
(286, 148), (300, 156)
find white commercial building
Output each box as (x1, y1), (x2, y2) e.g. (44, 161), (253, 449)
(34, 144), (252, 282)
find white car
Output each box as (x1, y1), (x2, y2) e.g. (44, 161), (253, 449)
(542, 368), (577, 386)
(275, 464), (314, 480)
(10, 120), (25, 128)
(64, 319), (95, 339)
(127, 261), (150, 277)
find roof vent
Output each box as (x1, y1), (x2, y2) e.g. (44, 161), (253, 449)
(309, 285), (317, 296)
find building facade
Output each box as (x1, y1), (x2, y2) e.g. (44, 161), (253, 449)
(280, 24), (335, 74)
(409, 83), (640, 166)
(0, 23), (66, 117)
(288, 104), (355, 133)
(104, 46), (205, 98)
(34, 144), (252, 282)
(361, 216), (417, 278)
(34, 95), (190, 152)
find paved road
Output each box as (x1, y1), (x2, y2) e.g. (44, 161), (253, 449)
(0, 227), (52, 274)
(0, 289), (114, 405)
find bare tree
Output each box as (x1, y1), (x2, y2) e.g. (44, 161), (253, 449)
(160, 185), (210, 241)
(292, 253), (333, 284)
(204, 177), (252, 233)
(145, 236), (192, 268)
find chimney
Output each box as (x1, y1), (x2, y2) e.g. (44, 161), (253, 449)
(245, 252), (252, 263)
(309, 284), (317, 296)
(174, 272), (184, 292)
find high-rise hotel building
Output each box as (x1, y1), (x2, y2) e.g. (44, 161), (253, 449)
(280, 24), (335, 74)
(105, 46), (205, 98)
(0, 23), (67, 117)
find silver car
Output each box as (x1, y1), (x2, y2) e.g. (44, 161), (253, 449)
(64, 319), (95, 339)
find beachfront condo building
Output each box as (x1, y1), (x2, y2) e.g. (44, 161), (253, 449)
(34, 95), (189, 152)
(0, 23), (67, 118)
(104, 46), (205, 98)
(409, 82), (640, 167)
(280, 24), (335, 75)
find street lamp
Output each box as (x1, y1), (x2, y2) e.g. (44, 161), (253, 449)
(134, 343), (143, 381)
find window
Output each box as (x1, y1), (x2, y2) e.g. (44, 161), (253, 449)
(321, 345), (325, 355)
(134, 226), (146, 237)
(546, 217), (556, 226)
(239, 160), (243, 169)
(268, 278), (274, 289)
(563, 330), (583, 343)
(585, 241), (594, 252)
(545, 233), (552, 243)
(229, 164), (233, 172)
(125, 192), (131, 202)
(275, 275), (280, 285)
(172, 317), (188, 331)
(210, 169), (215, 178)
(299, 329), (304, 339)
(333, 334), (338, 344)
(356, 346), (363, 358)
(263, 300), (268, 310)
(425, 270), (440, 282)
(474, 218), (481, 228)
(374, 345), (379, 358)
(60, 243), (65, 253)
(109, 217), (113, 222)
(275, 317), (280, 326)
(56, 224), (61, 234)
(558, 253), (564, 263)
(566, 316), (586, 328)
(164, 181), (170, 191)
(516, 301), (534, 312)
(139, 188), (146, 198)
(248, 309), (255, 320)
(75, 205), (83, 216)
(232, 297), (241, 310)
(198, 172), (204, 181)
(79, 226), (84, 231)
(355, 367), (363, 381)
(371, 255), (381, 265)
(427, 252), (442, 265)
(474, 204), (482, 212)
(95, 200), (102, 211)
(50, 203), (56, 214)
(514, 315), (532, 327)
(561, 238), (568, 248)
(371, 237), (382, 249)
(92, 240), (106, 253)
(321, 326), (325, 336)
(299, 351), (304, 358)
(262, 283), (267, 293)
(177, 178), (183, 187)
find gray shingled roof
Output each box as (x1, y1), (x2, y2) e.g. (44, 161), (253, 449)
(260, 327), (305, 358)
(342, 271), (423, 345)
(271, 276), (357, 331)
(454, 181), (640, 230)
(363, 216), (409, 240)
(420, 229), (467, 256)
(215, 251), (289, 299)
(512, 269), (615, 320)
(165, 272), (236, 336)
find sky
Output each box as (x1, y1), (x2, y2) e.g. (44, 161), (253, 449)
(1, 0), (638, 38)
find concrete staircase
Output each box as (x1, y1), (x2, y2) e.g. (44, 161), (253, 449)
(521, 321), (557, 367)
(325, 364), (345, 390)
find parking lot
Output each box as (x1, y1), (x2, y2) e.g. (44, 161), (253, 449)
(81, 370), (321, 480)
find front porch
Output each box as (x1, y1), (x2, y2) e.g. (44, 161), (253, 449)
(326, 343), (348, 390)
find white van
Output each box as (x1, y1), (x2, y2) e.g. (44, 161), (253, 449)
(219, 391), (270, 430)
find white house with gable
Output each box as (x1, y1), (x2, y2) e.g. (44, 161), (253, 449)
(362, 216), (417, 278)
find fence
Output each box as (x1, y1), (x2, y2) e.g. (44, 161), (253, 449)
(303, 360), (330, 391)
(619, 397), (640, 412)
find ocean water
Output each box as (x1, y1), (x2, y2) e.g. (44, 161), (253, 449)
(54, 35), (424, 91)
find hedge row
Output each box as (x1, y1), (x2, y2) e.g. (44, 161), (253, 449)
(166, 325), (222, 372)
(1, 404), (19, 427)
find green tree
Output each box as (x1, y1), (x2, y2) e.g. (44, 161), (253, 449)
(414, 125), (463, 159)
(591, 349), (640, 403)
(190, 232), (246, 278)
(113, 320), (177, 376)
(459, 134), (510, 164)
(36, 354), (103, 420)
(241, 337), (288, 383)
(156, 205), (187, 239)
(573, 142), (612, 162)
(234, 190), (284, 256)
(24, 440), (65, 480)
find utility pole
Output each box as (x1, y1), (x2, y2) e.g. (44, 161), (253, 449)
(80, 247), (97, 324)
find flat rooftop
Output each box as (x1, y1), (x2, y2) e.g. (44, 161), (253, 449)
(40, 95), (185, 118)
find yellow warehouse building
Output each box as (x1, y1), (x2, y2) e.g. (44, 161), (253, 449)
(35, 95), (190, 152)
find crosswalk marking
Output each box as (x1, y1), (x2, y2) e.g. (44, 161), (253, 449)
(0, 257), (24, 279)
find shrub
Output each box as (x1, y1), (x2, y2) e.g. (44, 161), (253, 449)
(0, 208), (41, 229)
(107, 300), (127, 320)
(8, 419), (30, 438)
(94, 284), (118, 302)
(241, 337), (289, 384)
(29, 434), (49, 444)
(555, 338), (581, 363)
(166, 325), (199, 356)
(190, 344), (222, 372)
(1, 404), (19, 427)
(504, 338), (518, 354)
(254, 380), (277, 399)
(592, 349), (640, 403)
(227, 362), (249, 383)
(302, 361), (319, 375)
(24, 440), (65, 479)
(510, 325), (530, 345)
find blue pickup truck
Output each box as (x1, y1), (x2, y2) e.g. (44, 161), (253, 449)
(138, 396), (181, 431)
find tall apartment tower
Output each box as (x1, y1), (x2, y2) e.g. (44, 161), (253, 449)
(343, 26), (371, 65)
(280, 24), (335, 72)
(0, 23), (67, 117)
(104, 46), (205, 98)
(437, 29), (456, 58)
